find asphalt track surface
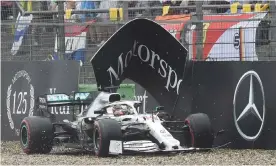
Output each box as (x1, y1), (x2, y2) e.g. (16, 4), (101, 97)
(1, 141), (276, 165)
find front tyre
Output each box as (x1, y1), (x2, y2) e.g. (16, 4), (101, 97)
(20, 116), (54, 154)
(184, 113), (214, 148)
(93, 119), (122, 157)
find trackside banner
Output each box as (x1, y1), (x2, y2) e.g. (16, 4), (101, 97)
(91, 18), (276, 149)
(1, 61), (80, 141)
(156, 12), (268, 61)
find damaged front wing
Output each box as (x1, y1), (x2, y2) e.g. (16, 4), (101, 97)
(108, 140), (230, 155)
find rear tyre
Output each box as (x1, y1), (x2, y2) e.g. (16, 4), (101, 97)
(184, 113), (214, 148)
(93, 119), (122, 157)
(20, 116), (54, 154)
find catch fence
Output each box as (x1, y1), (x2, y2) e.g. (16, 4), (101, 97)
(1, 1), (276, 84)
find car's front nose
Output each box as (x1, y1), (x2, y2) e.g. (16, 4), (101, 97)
(123, 140), (159, 152)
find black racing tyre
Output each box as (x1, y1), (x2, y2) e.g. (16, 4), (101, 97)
(93, 119), (122, 157)
(20, 116), (54, 154)
(184, 113), (214, 148)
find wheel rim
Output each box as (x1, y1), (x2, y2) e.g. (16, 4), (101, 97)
(184, 120), (194, 147)
(21, 125), (28, 147)
(93, 129), (100, 150)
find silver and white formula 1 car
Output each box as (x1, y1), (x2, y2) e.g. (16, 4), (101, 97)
(19, 91), (215, 157)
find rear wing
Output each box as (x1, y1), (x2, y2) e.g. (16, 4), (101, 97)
(37, 92), (94, 108)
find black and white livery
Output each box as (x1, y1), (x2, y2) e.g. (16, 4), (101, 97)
(19, 91), (215, 157)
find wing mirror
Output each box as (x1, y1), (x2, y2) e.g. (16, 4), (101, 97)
(134, 102), (142, 108)
(150, 106), (164, 122)
(94, 109), (106, 114)
(155, 106), (164, 112)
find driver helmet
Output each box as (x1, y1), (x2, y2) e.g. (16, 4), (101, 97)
(112, 105), (124, 116)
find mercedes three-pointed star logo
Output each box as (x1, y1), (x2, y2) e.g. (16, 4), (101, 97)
(233, 70), (265, 141)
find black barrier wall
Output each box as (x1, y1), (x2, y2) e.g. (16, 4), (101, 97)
(91, 18), (276, 149)
(186, 61), (276, 149)
(1, 61), (80, 141)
